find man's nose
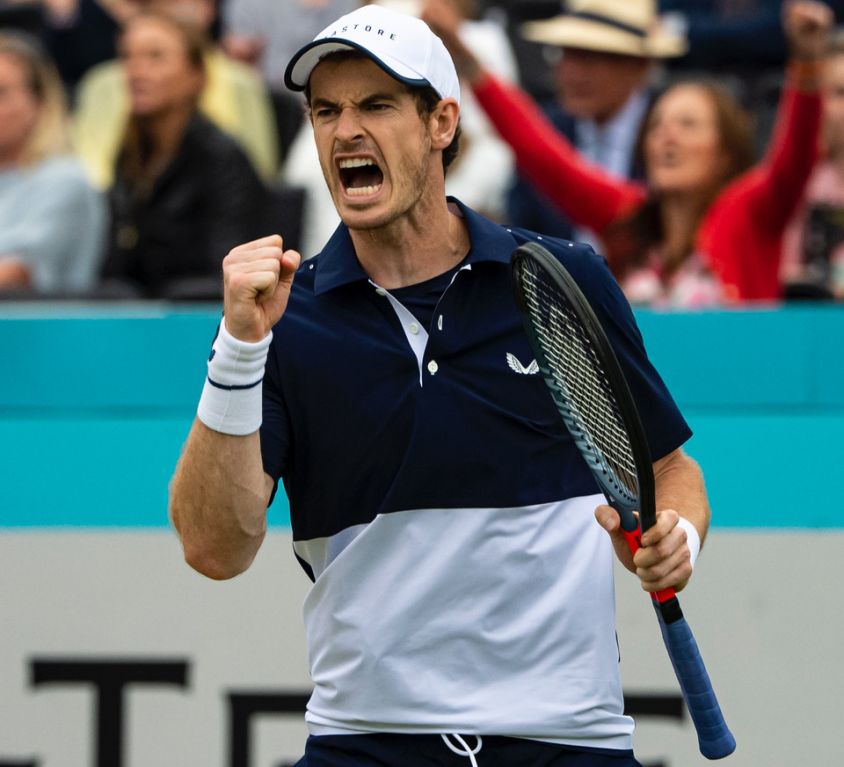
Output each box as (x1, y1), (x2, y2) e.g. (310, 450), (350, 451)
(335, 107), (364, 141)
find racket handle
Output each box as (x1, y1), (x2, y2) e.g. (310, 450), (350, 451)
(620, 528), (675, 603)
(655, 599), (737, 759)
(620, 529), (736, 758)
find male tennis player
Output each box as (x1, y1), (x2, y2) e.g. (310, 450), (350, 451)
(170, 5), (710, 765)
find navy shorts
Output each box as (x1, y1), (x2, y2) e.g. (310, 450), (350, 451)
(294, 733), (644, 766)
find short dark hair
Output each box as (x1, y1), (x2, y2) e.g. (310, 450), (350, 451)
(303, 50), (461, 173)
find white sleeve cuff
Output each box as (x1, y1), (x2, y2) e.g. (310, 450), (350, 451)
(196, 322), (272, 436)
(676, 516), (701, 569)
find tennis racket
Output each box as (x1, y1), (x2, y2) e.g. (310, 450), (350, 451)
(510, 241), (736, 760)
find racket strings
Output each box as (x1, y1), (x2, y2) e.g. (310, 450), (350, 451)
(519, 264), (639, 499)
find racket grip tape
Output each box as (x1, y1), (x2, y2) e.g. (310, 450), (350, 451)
(654, 600), (737, 759)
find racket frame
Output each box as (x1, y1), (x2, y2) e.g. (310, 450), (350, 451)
(510, 241), (736, 760)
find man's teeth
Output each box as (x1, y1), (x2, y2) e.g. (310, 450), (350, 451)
(347, 184), (382, 196)
(337, 158), (381, 195)
(339, 158), (375, 168)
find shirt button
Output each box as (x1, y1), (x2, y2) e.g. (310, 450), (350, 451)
(409, 322), (420, 335)
(427, 360), (438, 375)
(375, 287), (387, 296)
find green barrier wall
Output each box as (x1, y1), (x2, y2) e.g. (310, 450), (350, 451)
(1, 303), (842, 528)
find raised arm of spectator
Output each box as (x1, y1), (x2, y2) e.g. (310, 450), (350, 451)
(0, 258), (31, 290)
(745, 1), (831, 227)
(422, 0), (645, 236)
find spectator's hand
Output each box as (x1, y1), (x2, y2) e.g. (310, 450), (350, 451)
(222, 235), (300, 343)
(0, 257), (31, 290)
(422, 0), (463, 41)
(421, 0), (482, 81)
(222, 34), (266, 68)
(94, 0), (139, 27)
(42, 0), (78, 25)
(784, 0), (834, 61)
(594, 505), (693, 593)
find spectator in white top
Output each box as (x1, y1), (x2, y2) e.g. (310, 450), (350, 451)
(0, 31), (105, 295)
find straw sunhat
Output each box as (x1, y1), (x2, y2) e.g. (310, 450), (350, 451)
(522, 0), (687, 59)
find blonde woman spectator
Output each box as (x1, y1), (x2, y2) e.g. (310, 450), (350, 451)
(99, 8), (266, 299)
(72, 0), (278, 188)
(0, 32), (105, 294)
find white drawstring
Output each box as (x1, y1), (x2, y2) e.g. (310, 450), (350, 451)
(441, 734), (483, 767)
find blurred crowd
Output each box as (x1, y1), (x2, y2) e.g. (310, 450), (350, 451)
(1, 0), (843, 304)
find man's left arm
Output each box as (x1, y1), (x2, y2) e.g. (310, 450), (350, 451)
(595, 447), (710, 593)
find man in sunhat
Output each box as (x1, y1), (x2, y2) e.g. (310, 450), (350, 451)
(506, 0), (687, 243)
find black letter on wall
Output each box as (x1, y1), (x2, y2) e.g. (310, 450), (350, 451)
(30, 658), (189, 767)
(228, 691), (310, 767)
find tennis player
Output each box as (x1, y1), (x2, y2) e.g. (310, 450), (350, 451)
(169, 5), (711, 765)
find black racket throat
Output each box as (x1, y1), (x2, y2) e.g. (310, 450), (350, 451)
(657, 595), (683, 624)
(511, 242), (656, 533)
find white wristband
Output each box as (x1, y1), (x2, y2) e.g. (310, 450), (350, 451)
(676, 517), (701, 569)
(196, 321), (272, 435)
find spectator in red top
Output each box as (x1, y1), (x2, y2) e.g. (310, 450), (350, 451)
(500, 0), (688, 248)
(424, 0), (833, 306)
(782, 28), (844, 301)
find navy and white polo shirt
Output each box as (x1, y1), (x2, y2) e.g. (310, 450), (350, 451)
(260, 199), (691, 751)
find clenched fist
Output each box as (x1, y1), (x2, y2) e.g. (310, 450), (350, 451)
(785, 0), (834, 61)
(222, 235), (301, 342)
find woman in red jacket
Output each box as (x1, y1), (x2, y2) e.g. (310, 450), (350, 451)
(424, 0), (832, 306)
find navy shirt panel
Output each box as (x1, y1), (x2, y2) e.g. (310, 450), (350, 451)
(260, 201), (691, 545)
(262, 277), (420, 541)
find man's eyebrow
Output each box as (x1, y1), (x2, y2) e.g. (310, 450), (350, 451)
(310, 96), (339, 111)
(359, 91), (400, 105)
(310, 91), (401, 110)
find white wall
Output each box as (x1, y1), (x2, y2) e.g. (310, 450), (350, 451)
(1, 530), (842, 766)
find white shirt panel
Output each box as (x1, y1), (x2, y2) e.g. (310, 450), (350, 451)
(298, 496), (633, 750)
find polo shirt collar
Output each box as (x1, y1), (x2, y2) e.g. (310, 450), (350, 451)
(312, 198), (516, 295)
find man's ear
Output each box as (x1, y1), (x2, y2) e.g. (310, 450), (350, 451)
(429, 98), (460, 150)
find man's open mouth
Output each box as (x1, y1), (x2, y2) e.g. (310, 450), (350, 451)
(338, 158), (384, 197)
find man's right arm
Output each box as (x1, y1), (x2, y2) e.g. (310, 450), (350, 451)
(168, 234), (300, 580)
(169, 422), (273, 580)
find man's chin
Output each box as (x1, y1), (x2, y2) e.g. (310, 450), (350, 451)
(336, 203), (392, 232)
